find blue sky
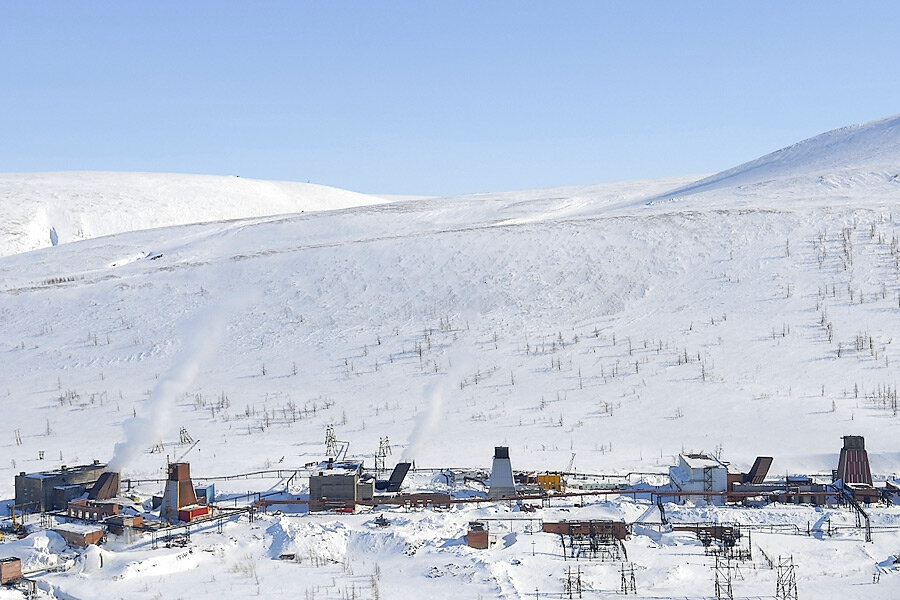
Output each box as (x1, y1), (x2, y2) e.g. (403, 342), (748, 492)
(2, 1), (898, 196)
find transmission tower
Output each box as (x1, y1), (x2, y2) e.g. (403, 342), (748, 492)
(564, 566), (582, 599)
(324, 424), (339, 458)
(375, 436), (391, 471)
(620, 562), (636, 595)
(714, 556), (734, 600)
(775, 555), (798, 600)
(179, 427), (194, 445)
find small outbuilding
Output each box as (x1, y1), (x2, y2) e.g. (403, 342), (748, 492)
(53, 523), (104, 548)
(194, 483), (215, 505)
(467, 521), (490, 549)
(178, 505), (210, 522)
(104, 515), (143, 536)
(0, 557), (22, 584)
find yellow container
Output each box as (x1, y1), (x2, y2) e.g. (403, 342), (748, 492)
(537, 473), (563, 492)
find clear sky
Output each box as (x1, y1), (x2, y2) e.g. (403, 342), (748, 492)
(2, 1), (899, 196)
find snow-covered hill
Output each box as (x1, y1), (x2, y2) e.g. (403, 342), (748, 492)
(655, 112), (900, 204)
(0, 171), (390, 257)
(2, 115), (900, 598)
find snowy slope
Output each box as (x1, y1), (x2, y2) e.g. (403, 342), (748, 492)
(654, 112), (900, 203)
(0, 171), (390, 257)
(1, 117), (900, 598)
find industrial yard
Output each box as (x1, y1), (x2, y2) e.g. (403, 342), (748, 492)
(3, 116), (900, 597)
(0, 434), (898, 598)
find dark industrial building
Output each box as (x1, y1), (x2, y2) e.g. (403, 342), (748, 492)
(309, 460), (374, 512)
(14, 461), (108, 512)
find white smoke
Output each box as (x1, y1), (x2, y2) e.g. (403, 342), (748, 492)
(401, 379), (444, 463)
(402, 344), (475, 462)
(108, 298), (233, 472)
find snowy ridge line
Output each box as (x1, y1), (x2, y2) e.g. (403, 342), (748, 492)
(647, 112), (900, 202)
(0, 170), (391, 257)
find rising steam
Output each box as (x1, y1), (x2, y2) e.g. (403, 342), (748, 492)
(402, 345), (474, 462)
(108, 299), (233, 472)
(401, 379), (444, 463)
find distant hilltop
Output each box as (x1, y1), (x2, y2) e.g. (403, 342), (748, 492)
(4, 113), (900, 257)
(655, 113), (900, 201)
(0, 171), (389, 257)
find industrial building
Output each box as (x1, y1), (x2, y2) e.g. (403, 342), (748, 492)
(309, 460), (374, 512)
(194, 483), (215, 505)
(835, 435), (872, 485)
(488, 447), (517, 500)
(542, 520), (628, 540)
(159, 462), (209, 523)
(730, 474), (832, 505)
(104, 515), (144, 536)
(834, 435), (881, 503)
(0, 558), (22, 584)
(67, 499), (119, 521)
(668, 453), (728, 505)
(14, 461), (108, 512)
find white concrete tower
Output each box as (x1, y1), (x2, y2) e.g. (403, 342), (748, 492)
(488, 446), (516, 499)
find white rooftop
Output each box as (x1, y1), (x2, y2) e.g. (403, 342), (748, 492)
(314, 460), (362, 474)
(53, 523), (104, 535)
(680, 454), (726, 470)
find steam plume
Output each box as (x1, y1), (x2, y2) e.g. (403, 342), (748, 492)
(108, 300), (231, 472)
(402, 345), (473, 462)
